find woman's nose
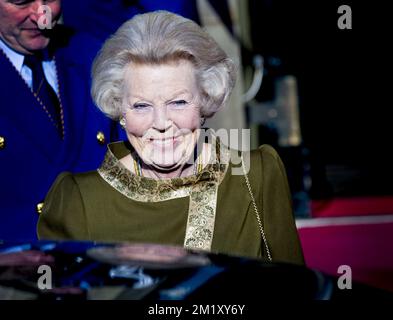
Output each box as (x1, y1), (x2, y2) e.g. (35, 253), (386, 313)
(152, 108), (171, 132)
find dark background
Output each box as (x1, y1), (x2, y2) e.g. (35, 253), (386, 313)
(247, 0), (392, 198)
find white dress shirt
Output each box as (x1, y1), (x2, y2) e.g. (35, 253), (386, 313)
(0, 38), (59, 95)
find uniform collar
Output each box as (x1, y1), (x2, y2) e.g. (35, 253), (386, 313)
(0, 38), (53, 72)
(0, 38), (24, 73)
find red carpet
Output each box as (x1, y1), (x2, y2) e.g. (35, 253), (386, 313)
(298, 218), (393, 292)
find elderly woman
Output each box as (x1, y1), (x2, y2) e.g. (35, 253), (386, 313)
(37, 11), (304, 265)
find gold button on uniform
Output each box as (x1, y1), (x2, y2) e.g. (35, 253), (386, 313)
(36, 202), (44, 214)
(0, 136), (5, 149)
(96, 131), (105, 145)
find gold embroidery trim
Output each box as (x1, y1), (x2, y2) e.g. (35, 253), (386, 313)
(97, 138), (230, 251)
(184, 181), (219, 251)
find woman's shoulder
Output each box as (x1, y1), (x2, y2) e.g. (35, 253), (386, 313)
(224, 144), (284, 191)
(228, 144), (280, 158)
(225, 144), (282, 174)
(251, 144), (285, 169)
(46, 171), (104, 201)
(255, 144), (281, 161)
(42, 170), (105, 217)
(227, 144), (287, 190)
(51, 170), (101, 187)
(227, 144), (281, 168)
(254, 144), (287, 178)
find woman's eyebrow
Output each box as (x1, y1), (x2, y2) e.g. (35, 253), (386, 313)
(128, 90), (193, 104)
(165, 90), (192, 103)
(128, 95), (154, 104)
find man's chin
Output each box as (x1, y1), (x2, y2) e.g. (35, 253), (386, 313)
(22, 37), (50, 52)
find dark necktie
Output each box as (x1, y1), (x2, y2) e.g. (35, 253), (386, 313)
(24, 54), (62, 136)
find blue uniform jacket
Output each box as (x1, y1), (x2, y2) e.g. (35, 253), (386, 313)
(0, 29), (119, 241)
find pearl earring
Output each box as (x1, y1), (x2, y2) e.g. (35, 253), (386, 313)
(120, 117), (126, 128)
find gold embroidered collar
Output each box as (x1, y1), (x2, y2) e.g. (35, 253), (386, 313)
(97, 139), (230, 251)
(97, 140), (229, 203)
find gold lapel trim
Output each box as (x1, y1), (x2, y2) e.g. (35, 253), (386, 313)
(97, 138), (230, 252)
(97, 139), (229, 202)
(184, 180), (219, 251)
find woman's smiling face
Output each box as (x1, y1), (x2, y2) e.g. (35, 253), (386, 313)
(122, 60), (202, 171)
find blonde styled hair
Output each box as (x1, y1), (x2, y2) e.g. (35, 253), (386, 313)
(91, 11), (236, 120)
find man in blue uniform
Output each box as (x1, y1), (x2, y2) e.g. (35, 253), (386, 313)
(0, 0), (118, 240)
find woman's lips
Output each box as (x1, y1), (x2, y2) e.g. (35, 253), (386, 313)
(150, 136), (179, 147)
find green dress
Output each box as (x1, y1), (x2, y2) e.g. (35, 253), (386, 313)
(37, 141), (304, 265)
